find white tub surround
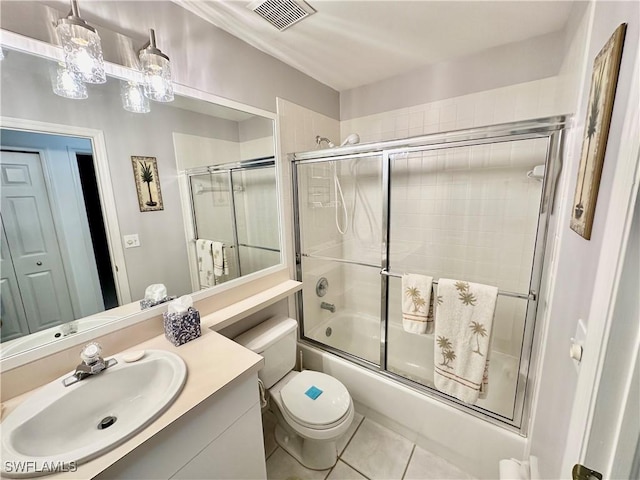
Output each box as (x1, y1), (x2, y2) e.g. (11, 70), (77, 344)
(300, 343), (525, 480)
(0, 328), (266, 479)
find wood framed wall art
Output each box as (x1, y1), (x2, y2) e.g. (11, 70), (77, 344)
(570, 23), (626, 239)
(132, 156), (164, 212)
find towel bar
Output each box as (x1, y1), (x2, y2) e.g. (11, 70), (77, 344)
(192, 239), (235, 248)
(380, 269), (536, 301)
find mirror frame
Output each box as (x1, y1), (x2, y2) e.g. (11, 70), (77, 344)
(0, 29), (288, 371)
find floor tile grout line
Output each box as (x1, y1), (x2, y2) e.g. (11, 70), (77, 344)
(276, 443), (332, 475)
(401, 444), (416, 480)
(265, 444), (278, 462)
(265, 413), (366, 479)
(339, 458), (373, 480)
(323, 462), (336, 480)
(338, 414), (366, 458)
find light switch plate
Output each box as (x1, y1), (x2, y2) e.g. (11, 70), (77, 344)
(123, 234), (140, 248)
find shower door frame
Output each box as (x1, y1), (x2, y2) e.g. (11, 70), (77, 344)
(185, 156), (277, 287)
(291, 116), (567, 434)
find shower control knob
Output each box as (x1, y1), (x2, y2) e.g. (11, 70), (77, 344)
(316, 277), (329, 297)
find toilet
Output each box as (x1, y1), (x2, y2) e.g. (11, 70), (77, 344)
(235, 315), (354, 470)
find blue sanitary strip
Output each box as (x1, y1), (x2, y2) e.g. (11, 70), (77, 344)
(305, 386), (323, 400)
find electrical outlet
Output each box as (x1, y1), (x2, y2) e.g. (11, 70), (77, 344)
(123, 234), (140, 248)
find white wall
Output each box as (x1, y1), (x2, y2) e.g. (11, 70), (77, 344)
(340, 31), (565, 120)
(528, 1), (640, 477)
(585, 191), (639, 477)
(341, 77), (561, 143)
(239, 116), (275, 161)
(276, 97), (341, 279)
(173, 134), (240, 171)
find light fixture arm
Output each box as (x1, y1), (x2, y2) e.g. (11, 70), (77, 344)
(70, 0), (80, 17)
(139, 29), (170, 62)
(58, 0), (96, 32)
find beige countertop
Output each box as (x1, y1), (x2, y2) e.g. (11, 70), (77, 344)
(1, 328), (264, 480)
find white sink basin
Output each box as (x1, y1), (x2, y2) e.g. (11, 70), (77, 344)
(1, 350), (187, 477)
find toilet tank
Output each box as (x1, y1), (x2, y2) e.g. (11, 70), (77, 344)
(234, 315), (298, 389)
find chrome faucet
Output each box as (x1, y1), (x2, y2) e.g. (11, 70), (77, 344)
(320, 301), (336, 313)
(63, 342), (117, 387)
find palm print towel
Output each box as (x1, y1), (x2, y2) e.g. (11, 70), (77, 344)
(212, 241), (229, 278)
(401, 274), (433, 334)
(434, 279), (498, 404)
(196, 239), (215, 288)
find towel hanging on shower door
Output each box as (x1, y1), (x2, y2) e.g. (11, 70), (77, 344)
(433, 278), (498, 404)
(401, 274), (433, 334)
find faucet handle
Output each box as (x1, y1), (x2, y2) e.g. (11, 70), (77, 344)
(80, 342), (103, 364)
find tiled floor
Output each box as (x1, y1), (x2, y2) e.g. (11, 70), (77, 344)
(263, 409), (474, 480)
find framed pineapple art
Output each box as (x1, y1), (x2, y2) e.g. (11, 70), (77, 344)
(570, 23), (626, 240)
(132, 156), (164, 212)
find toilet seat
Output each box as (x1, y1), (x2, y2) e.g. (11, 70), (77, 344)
(280, 371), (351, 429)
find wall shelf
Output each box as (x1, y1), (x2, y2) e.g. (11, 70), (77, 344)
(202, 279), (302, 332)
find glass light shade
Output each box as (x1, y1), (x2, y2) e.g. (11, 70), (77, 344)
(121, 81), (150, 113)
(51, 62), (88, 99)
(139, 50), (174, 102)
(56, 22), (106, 84)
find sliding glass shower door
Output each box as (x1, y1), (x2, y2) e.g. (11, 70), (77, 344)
(385, 138), (549, 421)
(295, 155), (383, 365)
(188, 159), (280, 288)
(232, 166), (280, 275)
(293, 117), (566, 431)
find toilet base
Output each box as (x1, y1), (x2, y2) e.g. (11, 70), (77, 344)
(274, 423), (338, 470)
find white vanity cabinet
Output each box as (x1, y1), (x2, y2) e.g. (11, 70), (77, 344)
(95, 374), (266, 480)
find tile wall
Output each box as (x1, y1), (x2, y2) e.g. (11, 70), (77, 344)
(292, 77), (564, 376)
(276, 97), (341, 273)
(335, 78), (563, 361)
(340, 77), (561, 143)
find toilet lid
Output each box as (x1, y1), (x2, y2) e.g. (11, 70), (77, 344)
(280, 371), (351, 427)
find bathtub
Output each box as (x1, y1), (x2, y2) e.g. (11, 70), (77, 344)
(302, 311), (526, 479)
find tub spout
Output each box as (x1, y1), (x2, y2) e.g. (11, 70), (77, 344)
(320, 301), (336, 313)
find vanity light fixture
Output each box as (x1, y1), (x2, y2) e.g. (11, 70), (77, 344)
(51, 62), (88, 100)
(56, 0), (106, 84)
(139, 29), (174, 103)
(121, 81), (150, 113)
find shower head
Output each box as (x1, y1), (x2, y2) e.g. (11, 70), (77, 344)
(316, 135), (335, 148)
(340, 133), (360, 146)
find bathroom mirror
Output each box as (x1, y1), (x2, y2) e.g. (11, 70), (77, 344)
(0, 44), (282, 360)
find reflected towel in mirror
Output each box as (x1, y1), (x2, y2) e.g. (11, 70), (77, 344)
(196, 239), (215, 288)
(212, 241), (229, 278)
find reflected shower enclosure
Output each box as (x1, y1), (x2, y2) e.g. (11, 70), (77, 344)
(292, 117), (565, 430)
(187, 158), (280, 288)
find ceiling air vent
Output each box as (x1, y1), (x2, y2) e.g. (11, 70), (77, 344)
(248, 0), (316, 31)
